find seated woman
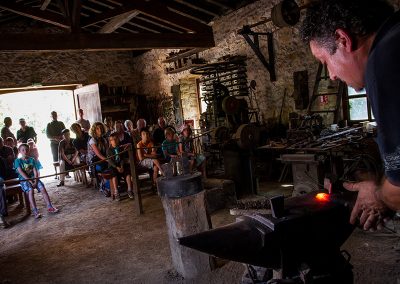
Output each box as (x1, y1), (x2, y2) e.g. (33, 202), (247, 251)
(162, 127), (179, 163)
(4, 137), (18, 157)
(57, 129), (80, 187)
(114, 120), (132, 146)
(137, 128), (164, 186)
(70, 123), (90, 162)
(87, 122), (109, 192)
(107, 132), (133, 201)
(179, 124), (206, 177)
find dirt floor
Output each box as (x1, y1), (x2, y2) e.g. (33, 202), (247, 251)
(0, 178), (399, 284)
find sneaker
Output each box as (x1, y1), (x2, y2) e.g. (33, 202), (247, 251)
(115, 193), (121, 201)
(33, 208), (42, 219)
(56, 181), (64, 187)
(48, 207), (59, 214)
(127, 191), (134, 199)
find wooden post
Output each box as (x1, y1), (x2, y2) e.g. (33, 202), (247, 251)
(128, 144), (143, 215)
(158, 173), (213, 279)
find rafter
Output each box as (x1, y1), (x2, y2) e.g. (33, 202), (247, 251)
(0, 0), (70, 29)
(174, 0), (219, 17)
(70, 0), (81, 32)
(0, 33), (215, 51)
(81, 0), (212, 33)
(40, 0), (52, 10)
(99, 10), (139, 33)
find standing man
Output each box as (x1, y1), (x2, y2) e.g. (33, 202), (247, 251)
(301, 0), (400, 230)
(1, 117), (16, 146)
(76, 109), (91, 133)
(17, 118), (37, 144)
(46, 111), (65, 163)
(152, 117), (167, 157)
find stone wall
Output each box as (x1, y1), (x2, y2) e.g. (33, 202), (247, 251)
(131, 0), (317, 125)
(0, 51), (137, 88)
(131, 0), (400, 126)
(179, 78), (201, 129)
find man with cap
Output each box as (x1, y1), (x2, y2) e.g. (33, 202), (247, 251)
(46, 111), (65, 163)
(17, 118), (37, 144)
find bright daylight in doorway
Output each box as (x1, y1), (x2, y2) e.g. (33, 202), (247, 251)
(0, 89), (76, 176)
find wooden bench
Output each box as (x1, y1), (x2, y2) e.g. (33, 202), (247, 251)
(4, 179), (31, 215)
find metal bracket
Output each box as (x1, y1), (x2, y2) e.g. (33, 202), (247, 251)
(239, 25), (276, 81)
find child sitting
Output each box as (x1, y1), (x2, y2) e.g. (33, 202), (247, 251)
(27, 138), (39, 160)
(137, 128), (164, 185)
(107, 133), (133, 201)
(179, 124), (206, 176)
(161, 127), (179, 163)
(14, 144), (58, 219)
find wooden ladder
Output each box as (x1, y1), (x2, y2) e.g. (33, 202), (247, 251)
(308, 63), (345, 124)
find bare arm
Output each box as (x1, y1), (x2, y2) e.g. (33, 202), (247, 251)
(91, 144), (107, 160)
(376, 178), (400, 211)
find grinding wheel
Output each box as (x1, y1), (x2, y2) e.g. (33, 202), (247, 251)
(222, 96), (241, 115)
(235, 124), (260, 149)
(271, 0), (300, 28)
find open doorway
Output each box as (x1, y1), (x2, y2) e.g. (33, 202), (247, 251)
(0, 89), (76, 176)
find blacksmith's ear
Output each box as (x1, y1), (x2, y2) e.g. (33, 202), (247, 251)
(335, 29), (354, 52)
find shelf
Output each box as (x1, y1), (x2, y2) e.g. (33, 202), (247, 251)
(165, 63), (206, 74)
(102, 106), (130, 113)
(162, 48), (206, 63)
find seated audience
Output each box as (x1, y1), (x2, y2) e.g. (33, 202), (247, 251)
(124, 120), (134, 136)
(87, 122), (109, 173)
(107, 133), (133, 200)
(131, 118), (147, 146)
(27, 138), (39, 160)
(0, 137), (16, 179)
(103, 116), (113, 138)
(114, 120), (132, 146)
(57, 129), (80, 187)
(179, 124), (206, 177)
(14, 143), (59, 219)
(70, 123), (90, 162)
(162, 127), (179, 163)
(137, 128), (164, 186)
(152, 117), (167, 157)
(4, 137), (18, 157)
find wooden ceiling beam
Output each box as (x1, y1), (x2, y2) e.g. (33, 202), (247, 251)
(173, 0), (219, 17)
(0, 0), (70, 29)
(204, 0), (233, 10)
(40, 0), (52, 10)
(70, 0), (82, 32)
(99, 10), (139, 33)
(81, 0), (211, 33)
(133, 16), (185, 33)
(0, 32), (215, 51)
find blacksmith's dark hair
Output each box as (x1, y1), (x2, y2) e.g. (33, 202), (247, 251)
(300, 0), (394, 54)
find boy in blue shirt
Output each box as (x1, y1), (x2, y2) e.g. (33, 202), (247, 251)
(14, 143), (59, 219)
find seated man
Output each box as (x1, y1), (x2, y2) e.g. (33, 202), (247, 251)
(136, 128), (164, 186)
(57, 129), (80, 187)
(0, 137), (16, 179)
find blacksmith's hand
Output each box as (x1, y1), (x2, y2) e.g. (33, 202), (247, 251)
(343, 181), (390, 230)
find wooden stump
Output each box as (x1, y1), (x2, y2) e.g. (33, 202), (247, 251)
(158, 173), (213, 279)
